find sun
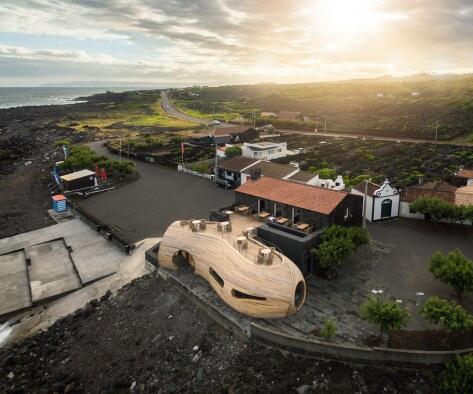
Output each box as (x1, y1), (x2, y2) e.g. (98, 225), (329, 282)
(301, 0), (382, 38)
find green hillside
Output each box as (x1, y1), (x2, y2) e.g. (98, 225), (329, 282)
(171, 74), (473, 141)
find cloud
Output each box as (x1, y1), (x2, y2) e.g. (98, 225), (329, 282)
(0, 0), (472, 84)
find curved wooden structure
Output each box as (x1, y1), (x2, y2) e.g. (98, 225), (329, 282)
(158, 216), (306, 318)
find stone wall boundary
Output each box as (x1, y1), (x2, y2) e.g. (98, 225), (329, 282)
(251, 322), (473, 366)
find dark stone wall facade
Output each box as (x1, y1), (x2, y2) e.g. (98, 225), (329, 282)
(256, 224), (322, 275)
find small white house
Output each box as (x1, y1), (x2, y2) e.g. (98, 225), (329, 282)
(241, 141), (287, 160)
(351, 179), (399, 221)
(306, 174), (345, 191)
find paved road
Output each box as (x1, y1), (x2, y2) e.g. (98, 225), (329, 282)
(78, 141), (234, 242)
(161, 92), (472, 146)
(277, 129), (473, 146)
(161, 91), (211, 125)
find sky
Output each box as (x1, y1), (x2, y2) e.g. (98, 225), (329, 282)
(0, 0), (472, 86)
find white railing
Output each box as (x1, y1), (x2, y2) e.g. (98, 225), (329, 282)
(177, 164), (215, 180)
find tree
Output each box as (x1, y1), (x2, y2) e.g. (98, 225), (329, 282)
(429, 249), (473, 300)
(359, 297), (410, 339)
(440, 354), (473, 394)
(313, 225), (369, 277)
(420, 297), (473, 331)
(225, 145), (242, 158)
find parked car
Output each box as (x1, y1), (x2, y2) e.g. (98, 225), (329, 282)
(216, 178), (234, 189)
(211, 120), (221, 125)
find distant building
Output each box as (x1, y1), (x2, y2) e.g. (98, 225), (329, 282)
(401, 180), (457, 204)
(242, 141), (287, 160)
(216, 156), (258, 188)
(213, 126), (259, 145)
(278, 111), (301, 121)
(377, 93), (384, 98)
(216, 157), (298, 188)
(455, 168), (473, 186)
(351, 179), (399, 221)
(60, 169), (97, 192)
(455, 186), (473, 206)
(260, 111), (277, 117)
(306, 174), (345, 191)
(411, 91), (420, 96)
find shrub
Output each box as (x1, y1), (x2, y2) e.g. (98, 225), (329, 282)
(313, 225), (369, 275)
(187, 162), (211, 174)
(54, 138), (71, 147)
(59, 144), (135, 175)
(440, 354), (473, 394)
(359, 297), (410, 338)
(410, 197), (472, 224)
(317, 167), (337, 179)
(320, 318), (337, 341)
(429, 249), (473, 300)
(420, 297), (473, 331)
(225, 145), (242, 158)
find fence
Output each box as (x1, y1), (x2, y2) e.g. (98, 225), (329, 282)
(177, 159), (215, 181)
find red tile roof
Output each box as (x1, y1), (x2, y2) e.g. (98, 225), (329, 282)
(235, 177), (348, 215)
(457, 169), (473, 179)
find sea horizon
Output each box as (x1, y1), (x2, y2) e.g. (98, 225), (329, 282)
(0, 86), (159, 109)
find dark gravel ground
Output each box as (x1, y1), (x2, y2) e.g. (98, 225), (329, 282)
(0, 273), (439, 393)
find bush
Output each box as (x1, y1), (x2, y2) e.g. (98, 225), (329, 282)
(420, 297), (473, 331)
(54, 138), (71, 147)
(59, 144), (135, 175)
(359, 297), (410, 338)
(410, 197), (473, 224)
(313, 225), (369, 276)
(225, 145), (242, 158)
(320, 318), (337, 341)
(429, 249), (473, 300)
(440, 354), (473, 394)
(187, 162), (211, 174)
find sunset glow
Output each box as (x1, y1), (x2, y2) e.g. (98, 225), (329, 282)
(0, 1), (471, 85)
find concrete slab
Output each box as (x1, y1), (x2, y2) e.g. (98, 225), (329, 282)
(69, 237), (122, 284)
(0, 219), (123, 316)
(26, 240), (82, 303)
(0, 251), (32, 315)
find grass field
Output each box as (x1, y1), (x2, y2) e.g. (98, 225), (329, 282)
(58, 99), (198, 134)
(125, 101), (196, 128)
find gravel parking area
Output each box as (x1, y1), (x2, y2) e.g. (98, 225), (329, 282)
(78, 142), (233, 243)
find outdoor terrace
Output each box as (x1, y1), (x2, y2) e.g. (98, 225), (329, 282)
(182, 212), (285, 266)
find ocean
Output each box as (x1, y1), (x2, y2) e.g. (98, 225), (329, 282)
(0, 87), (149, 109)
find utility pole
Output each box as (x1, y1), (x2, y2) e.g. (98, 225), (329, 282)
(253, 112), (256, 128)
(362, 179), (368, 228)
(324, 115), (327, 133)
(119, 136), (122, 179)
(214, 140), (218, 183)
(434, 122), (439, 143)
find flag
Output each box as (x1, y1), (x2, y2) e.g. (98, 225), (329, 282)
(100, 168), (107, 181)
(52, 166), (60, 185)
